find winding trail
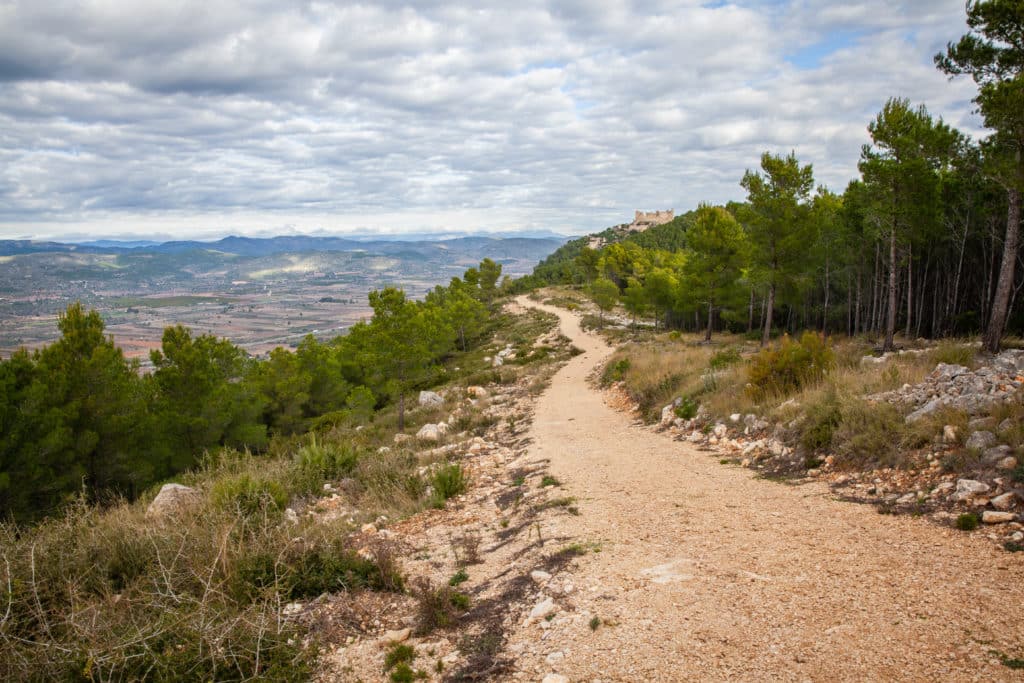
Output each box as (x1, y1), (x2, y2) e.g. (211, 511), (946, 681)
(508, 296), (1024, 682)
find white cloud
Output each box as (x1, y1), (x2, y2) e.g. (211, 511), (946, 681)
(0, 0), (983, 239)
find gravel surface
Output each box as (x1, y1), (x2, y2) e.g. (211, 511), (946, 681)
(506, 297), (1024, 682)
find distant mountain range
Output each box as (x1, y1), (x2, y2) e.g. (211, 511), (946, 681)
(0, 233), (568, 259)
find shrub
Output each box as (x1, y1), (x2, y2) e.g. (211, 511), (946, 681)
(385, 644), (417, 670)
(449, 568), (469, 586)
(431, 463), (468, 503)
(956, 512), (980, 531)
(293, 438), (362, 493)
(674, 396), (699, 420)
(746, 332), (834, 400)
(929, 341), (976, 368)
(800, 389), (843, 451)
(540, 475), (561, 487)
(602, 357), (631, 384)
(210, 474), (289, 516)
(413, 579), (470, 632)
(831, 399), (905, 469)
(709, 347), (742, 370)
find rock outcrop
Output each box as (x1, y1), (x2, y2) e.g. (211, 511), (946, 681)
(145, 483), (200, 520)
(866, 350), (1024, 423)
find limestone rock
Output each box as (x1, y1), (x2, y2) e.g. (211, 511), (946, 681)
(530, 570), (552, 584)
(416, 423), (447, 441)
(382, 628), (411, 644)
(466, 385), (488, 398)
(942, 425), (958, 443)
(660, 404), (676, 427)
(997, 456), (1018, 471)
(542, 675), (569, 683)
(966, 431), (997, 451)
(982, 511), (1015, 524)
(952, 479), (990, 502)
(991, 492), (1017, 511)
(145, 483), (200, 520)
(419, 390), (444, 407)
(529, 597), (556, 620)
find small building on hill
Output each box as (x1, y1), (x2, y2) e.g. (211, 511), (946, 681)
(627, 209), (674, 232)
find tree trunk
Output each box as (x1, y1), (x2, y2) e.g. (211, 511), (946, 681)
(762, 282), (776, 347)
(984, 184), (1022, 353)
(747, 289), (754, 333)
(855, 266), (862, 336)
(705, 302), (713, 342)
(905, 248), (912, 339)
(397, 391), (406, 431)
(823, 252), (830, 334)
(884, 224), (897, 352)
(870, 242), (880, 334)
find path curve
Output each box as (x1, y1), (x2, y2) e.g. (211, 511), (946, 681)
(508, 295), (1024, 682)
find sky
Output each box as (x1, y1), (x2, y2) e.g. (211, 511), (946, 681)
(0, 0), (983, 241)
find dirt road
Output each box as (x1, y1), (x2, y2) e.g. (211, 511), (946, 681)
(508, 297), (1024, 682)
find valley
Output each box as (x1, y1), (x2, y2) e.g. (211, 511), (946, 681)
(0, 235), (564, 361)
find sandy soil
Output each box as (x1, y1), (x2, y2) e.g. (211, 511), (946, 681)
(507, 296), (1024, 682)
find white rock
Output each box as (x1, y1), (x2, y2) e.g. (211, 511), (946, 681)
(394, 433), (411, 444)
(530, 570), (552, 584)
(416, 423), (442, 441)
(545, 651), (565, 665)
(660, 404), (676, 426)
(896, 493), (917, 505)
(713, 423), (728, 438)
(419, 390), (444, 407)
(1012, 531), (1024, 542)
(145, 483), (200, 520)
(965, 430), (997, 451)
(942, 425), (958, 443)
(932, 481), (955, 494)
(997, 456), (1018, 471)
(982, 511), (1015, 524)
(991, 492), (1017, 510)
(952, 479), (990, 502)
(492, 356), (504, 367)
(529, 597), (556, 620)
(360, 523), (376, 533)
(283, 602), (303, 617)
(284, 508), (299, 525)
(730, 413), (742, 423)
(382, 628), (411, 643)
(541, 675), (569, 683)
(466, 385), (488, 398)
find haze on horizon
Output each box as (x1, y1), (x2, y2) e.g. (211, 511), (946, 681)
(0, 0), (982, 242)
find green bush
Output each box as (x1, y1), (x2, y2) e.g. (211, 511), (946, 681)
(800, 389), (843, 451)
(956, 512), (980, 531)
(708, 347), (742, 370)
(294, 437), (362, 492)
(831, 399), (905, 469)
(210, 474), (289, 516)
(385, 644), (417, 670)
(929, 341), (976, 368)
(674, 396), (699, 420)
(602, 357), (632, 384)
(431, 463), (468, 504)
(746, 332), (834, 400)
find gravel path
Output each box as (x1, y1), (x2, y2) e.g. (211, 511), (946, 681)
(508, 297), (1024, 682)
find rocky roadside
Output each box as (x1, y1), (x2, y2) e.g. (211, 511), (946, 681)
(645, 350), (1024, 552)
(283, 350), (595, 680)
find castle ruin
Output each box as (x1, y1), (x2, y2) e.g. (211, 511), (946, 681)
(627, 209), (674, 232)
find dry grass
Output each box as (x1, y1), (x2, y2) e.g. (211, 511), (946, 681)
(601, 332), (955, 429)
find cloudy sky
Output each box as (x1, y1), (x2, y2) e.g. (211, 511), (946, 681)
(0, 0), (982, 241)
